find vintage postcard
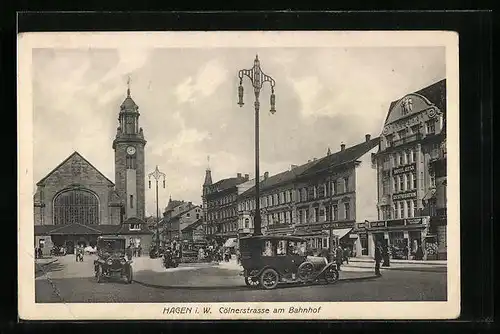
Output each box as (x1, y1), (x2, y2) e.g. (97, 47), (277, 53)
(18, 31), (460, 320)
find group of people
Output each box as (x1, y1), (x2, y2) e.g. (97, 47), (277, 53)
(126, 244), (143, 260)
(334, 244), (351, 271)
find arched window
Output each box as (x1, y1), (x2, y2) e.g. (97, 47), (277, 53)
(53, 189), (99, 225)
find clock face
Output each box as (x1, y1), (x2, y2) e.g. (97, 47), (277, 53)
(126, 146), (136, 155)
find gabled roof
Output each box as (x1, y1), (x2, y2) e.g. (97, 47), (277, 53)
(239, 160), (322, 199)
(36, 151), (114, 187)
(165, 199), (184, 212)
(182, 218), (204, 232)
(387, 79), (446, 123)
(209, 176), (251, 194)
(300, 137), (380, 176)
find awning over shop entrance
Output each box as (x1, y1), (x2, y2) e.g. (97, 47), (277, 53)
(330, 228), (353, 239)
(223, 238), (238, 248)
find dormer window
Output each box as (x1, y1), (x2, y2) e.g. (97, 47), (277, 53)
(129, 224), (141, 231)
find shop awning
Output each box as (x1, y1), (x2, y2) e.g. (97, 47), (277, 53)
(223, 238), (238, 248)
(330, 228), (352, 239)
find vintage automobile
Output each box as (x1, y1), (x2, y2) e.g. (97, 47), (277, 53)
(94, 236), (133, 284)
(240, 235), (339, 290)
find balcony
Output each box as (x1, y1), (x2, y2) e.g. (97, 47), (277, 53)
(267, 223), (292, 230)
(392, 133), (423, 147)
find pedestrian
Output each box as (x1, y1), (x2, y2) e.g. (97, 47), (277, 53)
(382, 244), (391, 267)
(374, 241), (382, 276)
(343, 246), (350, 264)
(126, 245), (133, 261)
(335, 245), (343, 271)
(35, 247), (38, 259)
(137, 245), (142, 257)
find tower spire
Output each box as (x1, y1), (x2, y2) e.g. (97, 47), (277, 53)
(127, 76), (131, 97)
(204, 156), (213, 186)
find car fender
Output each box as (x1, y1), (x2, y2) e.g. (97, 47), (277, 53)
(316, 262), (337, 277)
(247, 265), (276, 278)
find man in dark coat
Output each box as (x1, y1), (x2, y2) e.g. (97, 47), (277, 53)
(374, 241), (383, 276)
(335, 245), (343, 271)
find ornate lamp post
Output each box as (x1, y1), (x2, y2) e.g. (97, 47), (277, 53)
(148, 165), (166, 250)
(237, 55), (276, 236)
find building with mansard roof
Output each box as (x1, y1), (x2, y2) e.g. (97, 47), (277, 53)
(34, 86), (152, 255)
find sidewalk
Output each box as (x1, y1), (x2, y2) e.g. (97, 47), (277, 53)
(344, 257), (447, 273)
(133, 258), (377, 289)
(35, 257), (58, 272)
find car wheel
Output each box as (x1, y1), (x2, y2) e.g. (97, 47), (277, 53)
(324, 267), (339, 284)
(297, 262), (315, 281)
(245, 276), (260, 287)
(96, 265), (103, 283)
(260, 268), (279, 290)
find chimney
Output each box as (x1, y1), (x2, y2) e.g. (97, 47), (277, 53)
(244, 173), (249, 180)
(290, 164), (298, 170)
(341, 143), (346, 151)
(264, 171), (269, 179)
(237, 173), (242, 178)
(365, 134), (371, 142)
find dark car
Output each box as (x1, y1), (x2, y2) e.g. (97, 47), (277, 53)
(239, 235), (339, 290)
(94, 236), (133, 284)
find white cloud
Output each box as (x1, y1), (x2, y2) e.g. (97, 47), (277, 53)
(174, 59), (228, 104)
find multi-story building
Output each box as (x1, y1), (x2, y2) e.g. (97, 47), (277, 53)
(203, 172), (249, 244)
(160, 199), (202, 242)
(364, 79), (446, 260)
(294, 135), (379, 255)
(236, 135), (380, 257)
(237, 162), (318, 238)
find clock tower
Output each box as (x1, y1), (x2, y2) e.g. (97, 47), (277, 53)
(112, 83), (147, 221)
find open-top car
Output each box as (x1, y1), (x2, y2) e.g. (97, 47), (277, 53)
(240, 235), (339, 290)
(94, 236), (133, 284)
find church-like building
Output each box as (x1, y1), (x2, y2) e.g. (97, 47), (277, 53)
(34, 86), (153, 255)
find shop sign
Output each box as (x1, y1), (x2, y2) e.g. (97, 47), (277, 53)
(393, 163), (416, 175)
(370, 221), (386, 228)
(406, 218), (422, 225)
(392, 190), (417, 201)
(387, 219), (405, 227)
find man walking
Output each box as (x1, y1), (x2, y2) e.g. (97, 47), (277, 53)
(374, 241), (383, 276)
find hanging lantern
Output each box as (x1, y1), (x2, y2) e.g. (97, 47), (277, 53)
(270, 90), (276, 114)
(163, 180), (166, 188)
(238, 82), (244, 107)
(148, 180), (151, 189)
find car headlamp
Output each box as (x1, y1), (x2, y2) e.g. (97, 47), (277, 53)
(107, 259), (113, 265)
(120, 258), (126, 264)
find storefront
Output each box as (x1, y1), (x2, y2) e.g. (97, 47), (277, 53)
(364, 216), (431, 260)
(294, 222), (356, 256)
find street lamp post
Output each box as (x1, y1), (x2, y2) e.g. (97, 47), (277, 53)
(237, 55), (276, 236)
(148, 165), (166, 250)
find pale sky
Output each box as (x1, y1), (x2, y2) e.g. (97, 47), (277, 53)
(32, 46), (445, 216)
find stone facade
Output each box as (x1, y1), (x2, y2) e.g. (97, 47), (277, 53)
(34, 152), (121, 226)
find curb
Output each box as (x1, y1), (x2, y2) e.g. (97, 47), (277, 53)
(133, 274), (379, 291)
(35, 259), (58, 272)
(344, 265), (446, 273)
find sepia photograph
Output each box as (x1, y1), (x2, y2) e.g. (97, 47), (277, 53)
(18, 31), (460, 320)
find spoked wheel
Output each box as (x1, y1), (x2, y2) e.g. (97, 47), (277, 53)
(96, 265), (103, 283)
(297, 262), (315, 281)
(245, 276), (260, 287)
(324, 267), (339, 284)
(260, 268), (279, 290)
